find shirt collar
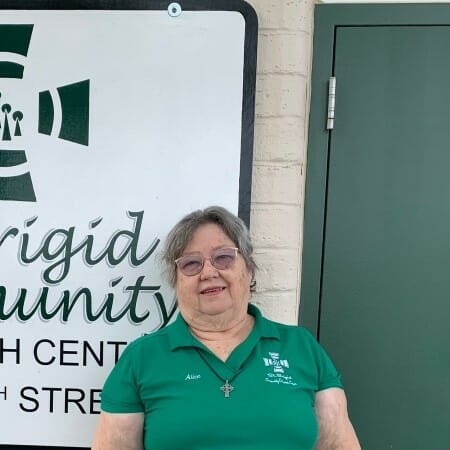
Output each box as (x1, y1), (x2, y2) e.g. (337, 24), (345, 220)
(167, 303), (280, 351)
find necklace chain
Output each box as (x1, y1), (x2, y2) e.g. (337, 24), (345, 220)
(195, 348), (241, 398)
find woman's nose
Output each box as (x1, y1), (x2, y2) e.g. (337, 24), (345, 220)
(199, 258), (219, 279)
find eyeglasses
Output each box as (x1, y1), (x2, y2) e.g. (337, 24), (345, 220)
(175, 247), (239, 276)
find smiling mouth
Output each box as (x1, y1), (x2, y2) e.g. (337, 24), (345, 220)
(201, 287), (226, 295)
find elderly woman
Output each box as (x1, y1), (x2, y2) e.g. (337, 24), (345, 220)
(92, 206), (360, 450)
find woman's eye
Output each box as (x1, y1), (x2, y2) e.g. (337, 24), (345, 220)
(182, 259), (201, 270)
(215, 255), (233, 264)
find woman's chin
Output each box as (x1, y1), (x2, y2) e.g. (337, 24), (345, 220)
(199, 297), (234, 316)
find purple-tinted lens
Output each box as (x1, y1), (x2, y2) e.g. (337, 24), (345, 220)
(211, 248), (237, 270)
(177, 256), (203, 275)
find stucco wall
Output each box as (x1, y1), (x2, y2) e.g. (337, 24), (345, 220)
(245, 0), (315, 324)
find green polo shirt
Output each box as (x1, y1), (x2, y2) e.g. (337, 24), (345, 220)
(101, 304), (343, 450)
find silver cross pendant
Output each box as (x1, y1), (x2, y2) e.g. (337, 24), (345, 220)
(220, 380), (234, 398)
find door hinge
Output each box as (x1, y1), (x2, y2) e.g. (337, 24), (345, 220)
(327, 76), (336, 130)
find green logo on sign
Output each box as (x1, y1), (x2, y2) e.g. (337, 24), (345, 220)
(38, 79), (90, 146)
(0, 24), (90, 203)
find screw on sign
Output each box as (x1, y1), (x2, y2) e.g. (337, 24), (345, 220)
(168, 2), (182, 17)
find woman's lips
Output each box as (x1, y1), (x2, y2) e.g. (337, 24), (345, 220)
(200, 287), (226, 295)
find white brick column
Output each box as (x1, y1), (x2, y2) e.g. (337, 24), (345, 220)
(245, 0), (315, 324)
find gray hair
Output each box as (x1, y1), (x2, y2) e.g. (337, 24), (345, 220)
(162, 206), (257, 288)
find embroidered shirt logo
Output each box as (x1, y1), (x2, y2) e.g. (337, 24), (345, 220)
(263, 352), (289, 373)
(263, 352), (298, 386)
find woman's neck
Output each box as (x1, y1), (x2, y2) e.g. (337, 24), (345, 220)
(188, 313), (255, 361)
(189, 312), (254, 342)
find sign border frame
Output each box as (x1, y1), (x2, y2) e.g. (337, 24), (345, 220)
(0, 0), (257, 448)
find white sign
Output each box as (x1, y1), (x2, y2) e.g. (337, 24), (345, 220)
(0, 3), (256, 448)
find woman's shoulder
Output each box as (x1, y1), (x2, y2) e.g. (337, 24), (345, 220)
(123, 320), (177, 354)
(258, 313), (324, 355)
(258, 311), (315, 337)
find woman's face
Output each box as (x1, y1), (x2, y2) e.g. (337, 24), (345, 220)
(175, 223), (252, 326)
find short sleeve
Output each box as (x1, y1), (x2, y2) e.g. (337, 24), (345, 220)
(100, 343), (144, 413)
(302, 328), (344, 392)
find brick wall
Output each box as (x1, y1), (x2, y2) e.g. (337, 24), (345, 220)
(245, 0), (315, 324)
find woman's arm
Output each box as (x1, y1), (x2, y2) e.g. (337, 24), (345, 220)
(91, 411), (145, 450)
(314, 387), (361, 450)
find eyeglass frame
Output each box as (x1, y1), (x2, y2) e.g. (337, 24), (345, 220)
(174, 247), (239, 276)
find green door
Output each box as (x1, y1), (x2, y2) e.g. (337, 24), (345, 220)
(302, 5), (450, 450)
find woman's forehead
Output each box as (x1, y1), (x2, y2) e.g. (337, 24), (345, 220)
(184, 223), (235, 250)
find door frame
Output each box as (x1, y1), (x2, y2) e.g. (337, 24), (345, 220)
(300, 3), (450, 334)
